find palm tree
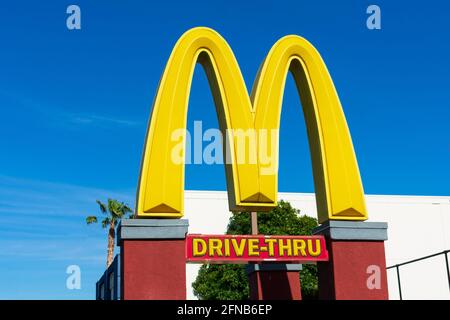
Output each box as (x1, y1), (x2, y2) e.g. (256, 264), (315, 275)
(86, 199), (133, 267)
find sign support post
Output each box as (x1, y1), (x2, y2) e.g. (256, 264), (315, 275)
(246, 264), (303, 300)
(246, 212), (303, 301)
(313, 221), (389, 300)
(251, 211), (258, 235)
(117, 219), (189, 300)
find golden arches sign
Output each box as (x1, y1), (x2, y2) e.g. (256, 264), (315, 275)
(136, 27), (367, 224)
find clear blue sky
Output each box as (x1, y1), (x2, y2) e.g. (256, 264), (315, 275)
(0, 0), (448, 299)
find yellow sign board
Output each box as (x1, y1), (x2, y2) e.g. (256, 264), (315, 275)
(136, 27), (367, 223)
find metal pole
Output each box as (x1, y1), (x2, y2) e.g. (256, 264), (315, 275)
(445, 251), (450, 293)
(396, 265), (402, 300)
(251, 211), (258, 235)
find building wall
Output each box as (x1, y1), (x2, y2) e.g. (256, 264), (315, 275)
(183, 191), (450, 300)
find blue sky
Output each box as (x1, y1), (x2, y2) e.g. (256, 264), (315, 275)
(0, 0), (448, 299)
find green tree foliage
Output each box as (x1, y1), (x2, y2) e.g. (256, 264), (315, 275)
(192, 200), (319, 300)
(192, 264), (249, 300)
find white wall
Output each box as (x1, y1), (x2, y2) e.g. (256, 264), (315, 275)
(183, 191), (450, 300)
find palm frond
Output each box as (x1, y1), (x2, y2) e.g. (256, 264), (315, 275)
(107, 198), (119, 218)
(122, 203), (133, 215)
(107, 198), (133, 218)
(96, 200), (107, 214)
(101, 217), (111, 228)
(119, 203), (133, 218)
(86, 216), (98, 224)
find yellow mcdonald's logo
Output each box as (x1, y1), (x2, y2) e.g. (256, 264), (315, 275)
(136, 27), (367, 223)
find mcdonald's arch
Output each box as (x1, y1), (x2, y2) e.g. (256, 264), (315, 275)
(136, 27), (367, 224)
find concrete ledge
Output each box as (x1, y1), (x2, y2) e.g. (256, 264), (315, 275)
(313, 221), (388, 241)
(245, 263), (302, 275)
(117, 219), (189, 244)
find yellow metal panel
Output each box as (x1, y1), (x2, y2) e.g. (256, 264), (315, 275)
(252, 36), (367, 223)
(136, 27), (262, 218)
(136, 27), (367, 223)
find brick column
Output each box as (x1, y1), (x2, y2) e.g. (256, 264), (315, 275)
(246, 263), (303, 300)
(313, 221), (389, 300)
(118, 219), (189, 300)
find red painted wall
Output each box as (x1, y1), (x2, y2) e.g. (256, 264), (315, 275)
(249, 270), (302, 300)
(121, 239), (186, 300)
(318, 240), (389, 300)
